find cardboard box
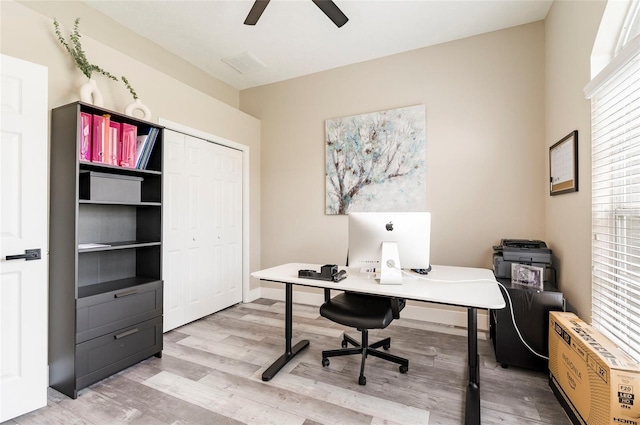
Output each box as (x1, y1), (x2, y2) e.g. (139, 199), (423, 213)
(549, 311), (640, 425)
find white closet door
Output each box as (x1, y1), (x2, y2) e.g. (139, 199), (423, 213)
(206, 139), (243, 313)
(185, 134), (213, 322)
(162, 130), (187, 331)
(163, 130), (243, 332)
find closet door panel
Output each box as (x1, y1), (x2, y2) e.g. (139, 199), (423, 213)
(185, 137), (209, 323)
(210, 143), (243, 311)
(162, 131), (187, 331)
(163, 130), (243, 332)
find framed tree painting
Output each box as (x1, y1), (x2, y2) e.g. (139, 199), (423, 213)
(325, 104), (426, 215)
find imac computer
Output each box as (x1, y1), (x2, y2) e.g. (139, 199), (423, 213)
(348, 212), (431, 284)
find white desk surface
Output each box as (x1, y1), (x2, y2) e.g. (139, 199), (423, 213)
(252, 263), (506, 310)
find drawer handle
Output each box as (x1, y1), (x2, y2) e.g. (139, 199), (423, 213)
(114, 328), (139, 339)
(114, 289), (138, 298)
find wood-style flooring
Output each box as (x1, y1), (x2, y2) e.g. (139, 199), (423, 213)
(4, 299), (569, 425)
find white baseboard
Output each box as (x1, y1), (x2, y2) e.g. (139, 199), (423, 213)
(257, 286), (490, 333)
(245, 287), (262, 303)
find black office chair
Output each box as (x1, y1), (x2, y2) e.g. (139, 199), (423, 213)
(320, 288), (409, 385)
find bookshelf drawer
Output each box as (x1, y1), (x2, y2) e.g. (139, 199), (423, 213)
(76, 280), (162, 343)
(75, 316), (162, 390)
(80, 171), (143, 202)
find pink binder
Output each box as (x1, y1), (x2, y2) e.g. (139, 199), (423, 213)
(79, 112), (92, 162)
(91, 114), (108, 163)
(108, 121), (121, 166)
(120, 123), (137, 168)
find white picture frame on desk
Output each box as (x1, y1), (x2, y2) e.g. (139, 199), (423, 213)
(511, 263), (544, 290)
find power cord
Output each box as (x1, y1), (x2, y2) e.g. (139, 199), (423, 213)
(395, 265), (500, 284)
(390, 264), (549, 360)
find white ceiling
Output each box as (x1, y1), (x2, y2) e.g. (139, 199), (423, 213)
(84, 0), (552, 90)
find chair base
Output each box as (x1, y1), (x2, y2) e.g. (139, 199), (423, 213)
(321, 329), (409, 385)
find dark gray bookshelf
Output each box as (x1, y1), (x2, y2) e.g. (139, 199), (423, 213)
(49, 101), (163, 399)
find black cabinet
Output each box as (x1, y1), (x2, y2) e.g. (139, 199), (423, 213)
(49, 102), (163, 398)
(490, 278), (564, 371)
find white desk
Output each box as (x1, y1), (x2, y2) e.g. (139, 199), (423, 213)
(252, 263), (506, 425)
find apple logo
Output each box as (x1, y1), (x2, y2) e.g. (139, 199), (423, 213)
(385, 221), (394, 231)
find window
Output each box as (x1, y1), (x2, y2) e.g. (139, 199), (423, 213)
(588, 1), (640, 361)
(618, 1), (640, 53)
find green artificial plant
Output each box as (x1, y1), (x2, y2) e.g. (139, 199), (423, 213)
(53, 18), (118, 81)
(121, 76), (138, 100)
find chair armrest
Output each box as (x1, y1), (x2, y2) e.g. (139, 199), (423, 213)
(390, 298), (406, 319)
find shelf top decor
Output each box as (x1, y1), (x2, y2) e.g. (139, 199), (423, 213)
(53, 18), (118, 82)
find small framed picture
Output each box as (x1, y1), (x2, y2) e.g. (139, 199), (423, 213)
(550, 130), (578, 195)
(511, 263), (544, 290)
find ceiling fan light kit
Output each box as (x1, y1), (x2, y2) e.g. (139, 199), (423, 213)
(244, 0), (348, 28)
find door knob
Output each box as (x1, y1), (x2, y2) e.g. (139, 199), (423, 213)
(5, 248), (41, 261)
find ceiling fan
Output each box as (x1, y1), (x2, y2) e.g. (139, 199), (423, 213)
(244, 0), (349, 28)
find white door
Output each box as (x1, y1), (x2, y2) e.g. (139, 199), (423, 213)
(0, 55), (49, 421)
(163, 129), (187, 331)
(198, 137), (243, 315)
(163, 130), (243, 332)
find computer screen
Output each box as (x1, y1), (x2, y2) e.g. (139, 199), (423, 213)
(348, 212), (431, 284)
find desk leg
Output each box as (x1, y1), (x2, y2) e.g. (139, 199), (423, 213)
(465, 307), (480, 425)
(262, 282), (309, 381)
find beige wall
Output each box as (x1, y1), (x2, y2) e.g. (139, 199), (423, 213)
(544, 1), (607, 319)
(241, 23), (546, 278)
(1, 1), (262, 291)
(242, 2), (610, 320)
(16, 1), (239, 109)
(3, 0), (611, 321)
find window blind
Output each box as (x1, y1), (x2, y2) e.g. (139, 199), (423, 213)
(590, 39), (640, 361)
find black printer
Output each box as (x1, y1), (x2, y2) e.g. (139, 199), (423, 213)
(492, 239), (552, 280)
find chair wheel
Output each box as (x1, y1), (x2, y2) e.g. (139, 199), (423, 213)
(399, 365), (408, 374)
(341, 340), (348, 348)
(322, 358), (330, 367)
(383, 344), (390, 350)
(358, 375), (366, 385)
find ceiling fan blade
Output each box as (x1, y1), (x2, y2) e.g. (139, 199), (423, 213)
(244, 0), (270, 25)
(312, 0), (348, 28)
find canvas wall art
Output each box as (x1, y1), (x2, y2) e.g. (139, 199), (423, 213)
(325, 104), (426, 215)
